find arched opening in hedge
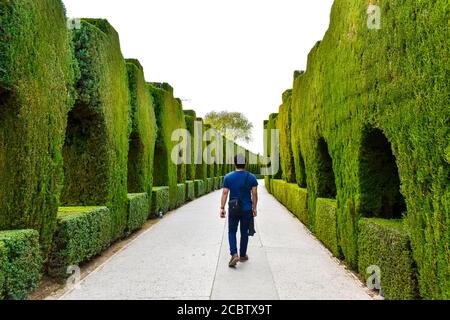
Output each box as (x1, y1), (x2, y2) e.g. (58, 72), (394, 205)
(317, 137), (336, 198)
(127, 132), (144, 193)
(359, 128), (406, 219)
(61, 104), (108, 205)
(297, 149), (307, 188)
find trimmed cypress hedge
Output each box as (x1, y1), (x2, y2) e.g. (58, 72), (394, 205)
(269, 0), (449, 298)
(0, 230), (43, 300)
(62, 19), (130, 241)
(358, 218), (418, 300)
(150, 83), (187, 210)
(125, 193), (149, 236)
(126, 60), (157, 210)
(277, 90), (296, 183)
(151, 187), (170, 216)
(176, 184), (186, 208)
(195, 180), (206, 197)
(48, 207), (112, 280)
(315, 198), (340, 258)
(184, 110), (197, 182)
(185, 181), (196, 202)
(214, 177), (220, 190)
(195, 118), (208, 183)
(206, 178), (214, 193)
(0, 0), (75, 253)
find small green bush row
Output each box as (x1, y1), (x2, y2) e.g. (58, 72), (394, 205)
(271, 180), (308, 225)
(151, 187), (170, 217)
(206, 178), (214, 193)
(358, 218), (418, 300)
(0, 230), (43, 300)
(176, 184), (186, 208)
(48, 207), (112, 280)
(125, 193), (149, 236)
(185, 181), (196, 202)
(315, 198), (340, 257)
(195, 180), (206, 197)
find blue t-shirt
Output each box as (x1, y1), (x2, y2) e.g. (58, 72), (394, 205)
(223, 171), (258, 212)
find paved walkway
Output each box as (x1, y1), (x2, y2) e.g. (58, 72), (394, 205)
(61, 182), (372, 300)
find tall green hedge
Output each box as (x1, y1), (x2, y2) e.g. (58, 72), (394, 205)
(0, 230), (43, 300)
(61, 19), (130, 241)
(195, 118), (208, 182)
(277, 90), (296, 183)
(149, 83), (186, 210)
(0, 0), (75, 253)
(184, 110), (197, 182)
(126, 60), (157, 209)
(358, 218), (418, 300)
(272, 0), (449, 298)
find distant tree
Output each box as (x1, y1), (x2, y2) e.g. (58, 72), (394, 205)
(204, 111), (253, 143)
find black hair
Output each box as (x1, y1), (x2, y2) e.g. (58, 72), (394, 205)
(234, 154), (246, 169)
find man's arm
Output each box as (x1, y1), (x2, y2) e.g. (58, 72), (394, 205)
(220, 188), (229, 218)
(252, 186), (258, 217)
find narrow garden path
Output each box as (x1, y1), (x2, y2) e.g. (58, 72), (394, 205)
(60, 182), (372, 300)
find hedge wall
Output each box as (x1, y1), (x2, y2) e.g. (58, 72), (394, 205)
(195, 118), (208, 182)
(269, 0), (449, 299)
(176, 184), (186, 208)
(48, 207), (112, 280)
(271, 180), (308, 225)
(277, 90), (296, 183)
(315, 198), (340, 258)
(62, 19), (130, 241)
(151, 187), (170, 217)
(184, 110), (197, 182)
(150, 83), (187, 210)
(126, 60), (157, 209)
(125, 193), (149, 236)
(358, 218), (418, 300)
(0, 230), (43, 300)
(0, 0), (75, 253)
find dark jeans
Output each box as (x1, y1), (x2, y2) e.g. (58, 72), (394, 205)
(228, 210), (252, 257)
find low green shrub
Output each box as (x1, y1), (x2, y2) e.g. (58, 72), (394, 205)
(271, 180), (308, 225)
(206, 178), (214, 193)
(125, 193), (149, 236)
(185, 181), (196, 202)
(0, 230), (43, 300)
(48, 207), (112, 280)
(195, 180), (205, 197)
(315, 198), (340, 257)
(176, 184), (186, 208)
(358, 218), (418, 300)
(151, 187), (170, 216)
(214, 177), (220, 190)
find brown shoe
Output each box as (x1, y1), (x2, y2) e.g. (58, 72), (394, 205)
(240, 255), (249, 262)
(229, 255), (239, 268)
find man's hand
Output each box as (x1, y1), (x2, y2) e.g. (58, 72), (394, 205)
(253, 208), (257, 217)
(220, 208), (226, 219)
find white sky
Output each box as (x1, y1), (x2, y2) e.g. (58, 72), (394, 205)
(63, 0), (334, 154)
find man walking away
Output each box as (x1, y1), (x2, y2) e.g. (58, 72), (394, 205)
(220, 154), (258, 268)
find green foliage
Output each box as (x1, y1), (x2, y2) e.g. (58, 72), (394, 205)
(184, 110), (197, 182)
(126, 60), (157, 210)
(214, 177), (221, 190)
(125, 193), (149, 236)
(195, 180), (205, 197)
(0, 230), (43, 300)
(204, 111), (253, 143)
(62, 19), (130, 241)
(185, 181), (196, 202)
(0, 0), (75, 254)
(195, 118), (208, 182)
(271, 180), (308, 225)
(277, 0), (450, 297)
(176, 184), (186, 208)
(315, 198), (340, 257)
(206, 178), (214, 193)
(358, 218), (418, 300)
(277, 90), (296, 183)
(151, 187), (170, 216)
(149, 83), (187, 210)
(48, 207), (112, 280)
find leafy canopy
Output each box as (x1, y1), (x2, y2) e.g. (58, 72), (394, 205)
(204, 111), (253, 143)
